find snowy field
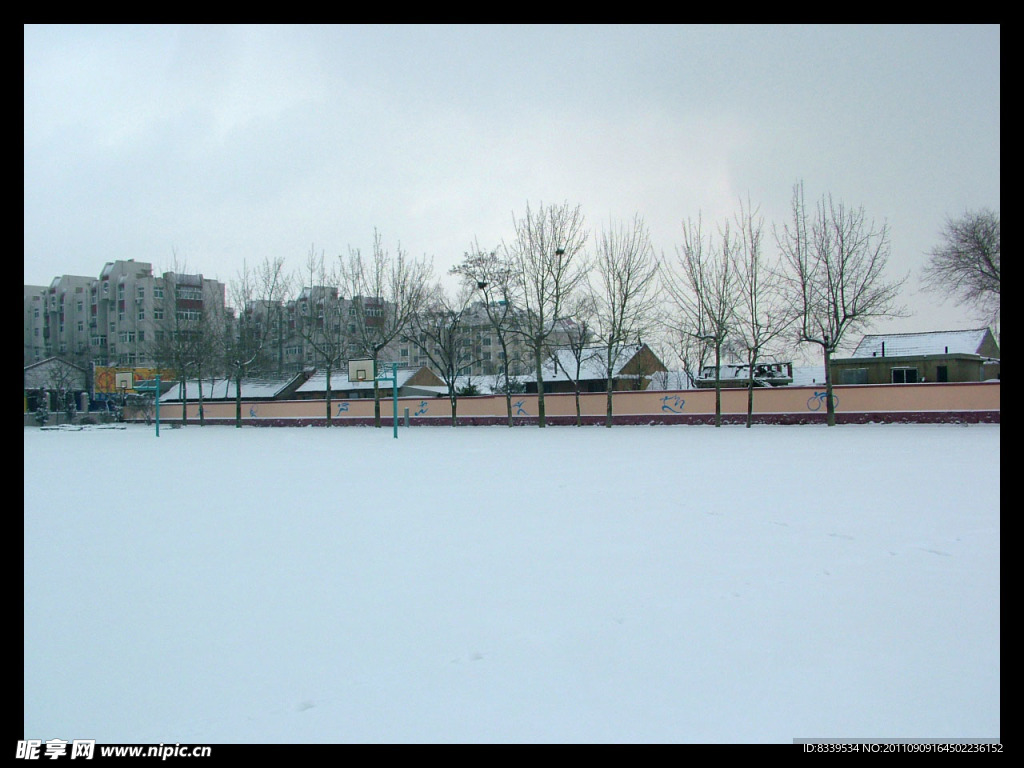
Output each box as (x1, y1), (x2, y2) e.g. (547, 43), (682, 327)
(24, 423), (1000, 744)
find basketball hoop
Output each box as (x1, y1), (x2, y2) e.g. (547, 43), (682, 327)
(348, 359), (373, 382)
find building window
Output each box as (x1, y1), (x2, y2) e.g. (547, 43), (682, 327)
(840, 368), (868, 384)
(176, 286), (202, 301)
(936, 366), (948, 383)
(154, 286), (164, 299)
(138, 309), (145, 321)
(891, 367), (918, 384)
(154, 308), (164, 320)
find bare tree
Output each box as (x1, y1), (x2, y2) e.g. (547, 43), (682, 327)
(407, 281), (478, 426)
(551, 295), (597, 426)
(225, 257), (290, 427)
(777, 182), (907, 426)
(669, 329), (712, 390)
(338, 229), (433, 427)
(192, 286), (228, 427)
(293, 246), (347, 426)
(504, 201), (589, 427)
(663, 215), (739, 427)
(149, 254), (225, 426)
(921, 208), (1000, 331)
(590, 214), (661, 427)
(729, 197), (795, 427)
(451, 245), (523, 427)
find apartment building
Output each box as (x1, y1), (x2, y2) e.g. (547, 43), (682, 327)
(27, 263), (584, 389)
(24, 260), (227, 369)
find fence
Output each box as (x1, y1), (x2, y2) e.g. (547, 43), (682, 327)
(144, 381), (999, 427)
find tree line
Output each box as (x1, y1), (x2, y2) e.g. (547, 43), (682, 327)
(149, 185), (998, 429)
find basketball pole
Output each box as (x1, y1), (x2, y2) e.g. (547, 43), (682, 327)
(375, 361), (399, 439)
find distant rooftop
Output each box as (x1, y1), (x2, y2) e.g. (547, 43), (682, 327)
(851, 328), (994, 358)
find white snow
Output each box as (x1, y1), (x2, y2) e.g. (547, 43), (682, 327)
(24, 423), (1000, 744)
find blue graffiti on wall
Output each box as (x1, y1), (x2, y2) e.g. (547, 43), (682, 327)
(660, 395), (686, 414)
(414, 401), (429, 416)
(336, 401), (350, 416)
(249, 405), (258, 418)
(513, 400), (529, 416)
(806, 391), (838, 411)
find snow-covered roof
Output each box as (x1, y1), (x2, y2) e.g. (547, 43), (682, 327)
(160, 376), (299, 401)
(24, 356), (88, 374)
(520, 346), (649, 384)
(851, 328), (993, 358)
(296, 367), (421, 393)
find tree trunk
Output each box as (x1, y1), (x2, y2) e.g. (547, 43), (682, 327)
(745, 352), (756, 428)
(714, 343), (722, 427)
(824, 347), (836, 427)
(179, 378), (187, 425)
(605, 373), (614, 428)
(535, 355), (546, 428)
(235, 373), (243, 428)
(373, 360), (382, 428)
(325, 367), (332, 427)
(197, 374), (205, 427)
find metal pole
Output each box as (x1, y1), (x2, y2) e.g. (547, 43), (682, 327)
(154, 375), (160, 437)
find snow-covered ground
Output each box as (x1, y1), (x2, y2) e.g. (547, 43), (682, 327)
(24, 423), (1000, 744)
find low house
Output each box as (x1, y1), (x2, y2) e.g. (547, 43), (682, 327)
(24, 357), (89, 412)
(830, 328), (1000, 385)
(295, 365), (445, 400)
(522, 344), (668, 394)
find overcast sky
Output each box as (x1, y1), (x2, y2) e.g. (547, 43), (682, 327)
(24, 24), (999, 340)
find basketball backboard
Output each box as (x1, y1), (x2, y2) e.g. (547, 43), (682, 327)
(348, 359), (373, 382)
